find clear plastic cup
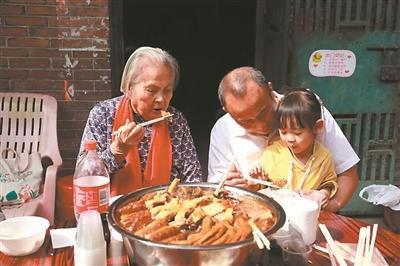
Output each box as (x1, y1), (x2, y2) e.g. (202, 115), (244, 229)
(74, 210), (106, 266)
(281, 239), (312, 266)
(272, 228), (293, 246)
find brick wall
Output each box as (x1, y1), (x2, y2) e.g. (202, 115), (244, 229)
(0, 0), (112, 175)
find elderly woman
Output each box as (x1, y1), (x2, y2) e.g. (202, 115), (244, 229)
(79, 47), (202, 195)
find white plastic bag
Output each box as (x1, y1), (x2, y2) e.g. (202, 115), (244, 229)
(359, 184), (400, 211)
(0, 148), (43, 205)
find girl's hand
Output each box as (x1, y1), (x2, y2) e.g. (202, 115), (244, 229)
(319, 188), (331, 209)
(249, 164), (266, 179)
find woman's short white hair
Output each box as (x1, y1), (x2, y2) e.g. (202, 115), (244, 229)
(120, 46), (180, 93)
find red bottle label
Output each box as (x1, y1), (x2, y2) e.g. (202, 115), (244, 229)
(73, 176), (109, 214)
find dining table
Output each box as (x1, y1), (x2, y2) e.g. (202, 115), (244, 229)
(1, 211), (399, 266)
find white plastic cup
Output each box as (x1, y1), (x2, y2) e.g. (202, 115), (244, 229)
(74, 210), (106, 266)
(281, 197), (319, 245)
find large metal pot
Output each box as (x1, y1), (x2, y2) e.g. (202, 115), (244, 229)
(108, 182), (286, 266)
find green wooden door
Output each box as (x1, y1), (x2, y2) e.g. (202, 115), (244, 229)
(261, 0), (399, 215)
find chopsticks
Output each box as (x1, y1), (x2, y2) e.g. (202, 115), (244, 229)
(214, 158), (235, 197)
(139, 113), (173, 127)
(319, 224), (347, 266)
(243, 175), (281, 189)
(249, 219), (270, 250)
(355, 224), (378, 266)
(112, 113), (174, 136)
(319, 223), (379, 266)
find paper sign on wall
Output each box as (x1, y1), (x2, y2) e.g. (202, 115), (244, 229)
(309, 50), (356, 77)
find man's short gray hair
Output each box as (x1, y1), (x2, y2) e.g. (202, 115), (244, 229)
(120, 46), (180, 93)
(218, 66), (269, 107)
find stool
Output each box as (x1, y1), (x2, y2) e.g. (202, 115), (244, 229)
(56, 175), (74, 222)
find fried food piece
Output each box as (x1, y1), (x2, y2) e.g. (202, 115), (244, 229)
(167, 178), (180, 193)
(135, 218), (168, 237)
(118, 199), (147, 215)
(145, 225), (181, 241)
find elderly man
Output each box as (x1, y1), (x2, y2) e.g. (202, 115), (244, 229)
(208, 66), (359, 212)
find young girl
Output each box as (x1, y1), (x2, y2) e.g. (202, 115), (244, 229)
(250, 89), (337, 207)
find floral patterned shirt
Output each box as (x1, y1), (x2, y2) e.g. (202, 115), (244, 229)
(79, 96), (203, 183)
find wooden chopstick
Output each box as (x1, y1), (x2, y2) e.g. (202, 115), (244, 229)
(112, 113), (174, 136)
(243, 175), (281, 189)
(252, 230), (264, 249)
(355, 227), (366, 265)
(365, 226), (371, 264)
(366, 224), (378, 266)
(249, 219), (270, 250)
(355, 224), (378, 266)
(319, 224), (347, 266)
(214, 158), (235, 196)
(140, 113), (173, 127)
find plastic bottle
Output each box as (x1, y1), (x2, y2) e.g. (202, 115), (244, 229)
(73, 140), (110, 221)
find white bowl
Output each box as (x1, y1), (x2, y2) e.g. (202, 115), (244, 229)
(0, 216), (50, 256)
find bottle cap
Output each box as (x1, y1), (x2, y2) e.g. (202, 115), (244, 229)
(84, 140), (97, 151)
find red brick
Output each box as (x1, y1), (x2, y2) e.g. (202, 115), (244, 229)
(8, 37), (50, 47)
(93, 38), (108, 49)
(50, 39), (61, 47)
(30, 48), (65, 58)
(6, 16), (47, 26)
(72, 81), (94, 91)
(12, 80), (64, 90)
(0, 27), (27, 36)
(59, 149), (80, 160)
(94, 80), (112, 90)
(58, 119), (88, 129)
(0, 58), (8, 67)
(10, 58), (50, 68)
(58, 108), (85, 121)
(94, 58), (110, 69)
(52, 58), (93, 69)
(0, 80), (10, 90)
(73, 50), (109, 58)
(30, 70), (66, 80)
(90, 28), (108, 38)
(4, 0), (46, 3)
(29, 27), (60, 37)
(0, 69), (29, 79)
(60, 27), (108, 38)
(61, 39), (94, 48)
(70, 90), (110, 101)
(0, 37), (5, 46)
(66, 0), (108, 6)
(69, 7), (108, 17)
(74, 70), (110, 80)
(57, 128), (86, 139)
(60, 100), (96, 111)
(26, 6), (57, 15)
(58, 139), (82, 151)
(48, 17), (90, 27)
(0, 48), (29, 57)
(0, 5), (25, 15)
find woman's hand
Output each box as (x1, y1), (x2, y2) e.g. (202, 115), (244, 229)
(110, 120), (145, 161)
(117, 120), (145, 146)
